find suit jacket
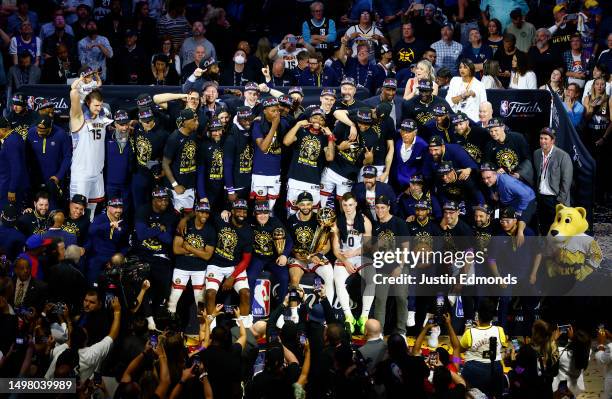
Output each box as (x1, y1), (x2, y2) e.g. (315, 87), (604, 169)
(13, 277), (48, 311)
(533, 146), (573, 205)
(7, 65), (41, 94)
(363, 94), (403, 126)
(391, 136), (428, 189)
(358, 338), (387, 374)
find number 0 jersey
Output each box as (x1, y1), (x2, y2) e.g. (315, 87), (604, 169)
(336, 211), (366, 251)
(71, 111), (113, 178)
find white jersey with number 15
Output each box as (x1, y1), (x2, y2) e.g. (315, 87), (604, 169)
(71, 111), (113, 178)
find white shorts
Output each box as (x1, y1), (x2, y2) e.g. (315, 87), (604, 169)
(205, 264), (249, 292)
(172, 188), (195, 212)
(70, 174), (105, 203)
(334, 255), (371, 271)
(320, 168), (353, 199)
(288, 257), (331, 272)
(357, 165), (387, 183)
(287, 179), (321, 211)
(251, 174), (281, 200)
(171, 268), (206, 290)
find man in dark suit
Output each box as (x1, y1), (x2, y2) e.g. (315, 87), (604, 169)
(363, 78), (402, 128)
(390, 119), (428, 189)
(533, 127), (573, 234)
(357, 318), (387, 375)
(13, 254), (48, 311)
(352, 165), (397, 222)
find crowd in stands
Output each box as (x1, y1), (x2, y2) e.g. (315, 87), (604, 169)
(0, 0), (611, 398)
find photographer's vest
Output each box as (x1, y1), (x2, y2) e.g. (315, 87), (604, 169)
(463, 325), (505, 363)
(307, 18), (329, 50)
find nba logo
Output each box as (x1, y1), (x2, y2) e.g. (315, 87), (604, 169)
(500, 100), (509, 117)
(252, 278), (270, 317)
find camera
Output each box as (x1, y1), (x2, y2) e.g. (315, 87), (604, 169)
(50, 302), (66, 315)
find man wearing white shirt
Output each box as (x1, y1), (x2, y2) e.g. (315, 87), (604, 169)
(45, 296), (121, 381)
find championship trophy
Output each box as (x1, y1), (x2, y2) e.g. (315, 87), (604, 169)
(272, 228), (286, 255)
(309, 208), (337, 257)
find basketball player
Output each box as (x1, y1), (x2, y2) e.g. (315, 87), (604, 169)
(69, 83), (113, 220)
(332, 192), (373, 334)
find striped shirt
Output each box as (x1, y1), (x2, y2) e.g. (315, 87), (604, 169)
(157, 14), (190, 48)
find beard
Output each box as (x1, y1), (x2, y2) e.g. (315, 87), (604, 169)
(536, 41), (546, 50)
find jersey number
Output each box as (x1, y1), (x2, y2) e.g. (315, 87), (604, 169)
(91, 128), (102, 140)
(348, 236), (355, 247)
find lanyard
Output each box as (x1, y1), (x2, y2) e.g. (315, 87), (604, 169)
(541, 147), (554, 180)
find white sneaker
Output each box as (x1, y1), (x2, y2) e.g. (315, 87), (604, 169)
(407, 311), (416, 327)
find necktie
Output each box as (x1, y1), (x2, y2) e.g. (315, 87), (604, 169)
(15, 282), (25, 307)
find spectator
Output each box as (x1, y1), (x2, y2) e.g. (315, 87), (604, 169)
(181, 45), (207, 84)
(493, 33), (518, 87)
(302, 1), (336, 56)
(70, 3), (92, 41)
(481, 59), (503, 89)
(552, 326), (591, 397)
(254, 37), (272, 73)
(540, 67), (565, 97)
(156, 0), (190, 49)
(180, 21), (216, 68)
(505, 8), (535, 53)
(12, 254), (48, 310)
(563, 33), (591, 89)
(431, 23), (463, 76)
(77, 19), (113, 81)
(460, 27), (493, 77)
(582, 64), (611, 104)
(459, 298), (507, 398)
(423, 48), (439, 73)
(205, 7), (234, 64)
(41, 43), (79, 84)
(357, 318), (386, 375)
(268, 34), (313, 71)
(548, 3), (577, 53)
(412, 3), (444, 46)
(298, 52), (338, 87)
(596, 33), (612, 74)
(148, 53), (180, 86)
(435, 67), (452, 91)
(130, 0), (157, 56)
(262, 58), (296, 87)
(45, 296), (122, 381)
(99, 0), (129, 52)
(372, 45), (395, 93)
(221, 49), (260, 87)
(509, 51), (537, 89)
(478, 101), (493, 127)
(157, 35), (181, 76)
(9, 20), (41, 66)
(528, 27), (562, 87)
(342, 42), (379, 94)
(485, 18), (504, 55)
(0, 114), (29, 208)
(393, 22), (427, 72)
(446, 58), (487, 122)
(113, 29), (148, 84)
(533, 128), (573, 234)
(480, 0), (528, 32)
(6, 51), (41, 95)
(563, 83), (585, 128)
(403, 60), (438, 101)
(7, 0), (39, 36)
(344, 9), (388, 62)
(41, 11), (75, 60)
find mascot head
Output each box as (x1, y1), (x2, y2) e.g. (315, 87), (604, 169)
(548, 204), (588, 242)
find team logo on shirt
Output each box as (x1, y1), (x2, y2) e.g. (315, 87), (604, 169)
(267, 132), (282, 155)
(463, 143), (482, 163)
(185, 233), (205, 251)
(209, 148), (223, 180)
(62, 222), (79, 236)
(298, 135), (321, 167)
(294, 226), (314, 258)
(496, 149), (519, 172)
(143, 223), (163, 251)
(215, 227), (238, 259)
(135, 136), (153, 166)
(398, 48), (415, 63)
(239, 145), (253, 173)
(254, 231), (274, 257)
(179, 141), (197, 174)
(377, 230), (395, 251)
(15, 125), (29, 140)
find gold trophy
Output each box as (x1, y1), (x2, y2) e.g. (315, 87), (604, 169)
(309, 208), (337, 255)
(272, 228), (286, 255)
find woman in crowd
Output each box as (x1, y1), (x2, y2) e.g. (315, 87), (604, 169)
(403, 59), (438, 100)
(583, 76), (611, 204)
(156, 35), (181, 76)
(540, 67), (565, 97)
(509, 51), (537, 89)
(148, 53), (180, 86)
(485, 18), (504, 55)
(446, 58), (487, 122)
(481, 59), (504, 89)
(582, 63), (611, 104)
(553, 326), (591, 398)
(254, 37), (272, 70)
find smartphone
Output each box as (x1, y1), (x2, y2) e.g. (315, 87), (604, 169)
(15, 337), (25, 345)
(224, 304), (235, 313)
(558, 324), (571, 334)
(428, 352), (438, 366)
(299, 332), (307, 346)
(93, 372), (102, 386)
(427, 318), (436, 325)
(150, 334), (158, 349)
(511, 339), (520, 352)
(566, 13), (578, 21)
(314, 277), (322, 291)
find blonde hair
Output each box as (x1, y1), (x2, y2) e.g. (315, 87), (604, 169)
(416, 59), (436, 82)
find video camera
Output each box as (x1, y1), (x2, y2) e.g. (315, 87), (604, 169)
(101, 256), (151, 310)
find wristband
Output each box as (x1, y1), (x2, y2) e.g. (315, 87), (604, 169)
(172, 181), (178, 188)
(327, 135), (335, 143)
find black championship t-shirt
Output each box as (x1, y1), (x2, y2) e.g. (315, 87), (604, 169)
(164, 129), (198, 188)
(401, 96), (449, 127)
(287, 127), (328, 184)
(451, 124), (490, 164)
(62, 213), (91, 246)
(288, 213), (318, 259)
(210, 215), (254, 267)
(484, 131), (529, 174)
(134, 204), (178, 258)
(133, 123), (169, 174)
(176, 219), (217, 271)
(329, 123), (378, 181)
(201, 138), (224, 181)
(252, 216), (289, 259)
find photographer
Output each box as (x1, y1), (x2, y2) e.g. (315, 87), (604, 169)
(552, 325), (591, 398)
(458, 298), (507, 398)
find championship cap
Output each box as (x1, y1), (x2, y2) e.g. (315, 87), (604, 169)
(417, 79), (433, 91)
(232, 199), (248, 210)
(152, 186), (170, 198)
(107, 197), (124, 207)
(136, 93), (154, 107)
(114, 110), (129, 124)
(37, 115), (53, 129)
(254, 202), (270, 213)
(320, 88), (336, 97)
(436, 161), (454, 174)
(38, 98), (54, 110)
(487, 117), (504, 129)
(297, 191), (313, 203)
(362, 165), (377, 177)
(382, 78), (397, 89)
(208, 118), (224, 131)
(309, 107), (325, 118)
(236, 106), (253, 120)
(473, 203), (491, 213)
(500, 206), (517, 219)
(356, 109), (373, 124)
(410, 175), (424, 184)
(278, 95), (293, 107)
(375, 102), (392, 120)
(414, 200), (430, 210)
(442, 201), (459, 211)
(400, 118), (417, 132)
(195, 202), (211, 212)
(71, 194), (87, 206)
(432, 105), (448, 117)
(479, 162), (496, 172)
(340, 77), (356, 87)
(375, 195), (391, 206)
(244, 82), (259, 92)
(428, 136), (445, 147)
(12, 92), (26, 106)
(138, 107), (155, 122)
(288, 86), (304, 96)
(451, 112), (469, 124)
(262, 97), (279, 108)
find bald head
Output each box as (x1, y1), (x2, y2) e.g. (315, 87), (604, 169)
(272, 58), (285, 77)
(251, 320), (267, 338)
(479, 101), (493, 124)
(365, 319), (382, 339)
(65, 245), (82, 263)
